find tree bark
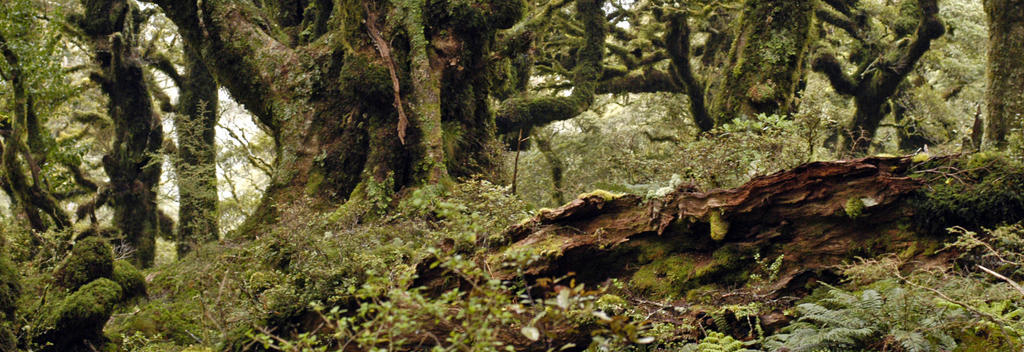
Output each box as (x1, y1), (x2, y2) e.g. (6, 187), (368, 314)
(983, 0), (1024, 148)
(175, 42), (219, 256)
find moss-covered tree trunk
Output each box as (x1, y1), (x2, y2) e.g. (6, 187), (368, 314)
(76, 0), (164, 267)
(0, 33), (71, 232)
(710, 0), (815, 125)
(152, 0), (527, 234)
(983, 0), (1024, 148)
(175, 43), (219, 256)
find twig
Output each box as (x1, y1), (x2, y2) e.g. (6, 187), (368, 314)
(364, 3), (410, 145)
(977, 265), (1024, 297)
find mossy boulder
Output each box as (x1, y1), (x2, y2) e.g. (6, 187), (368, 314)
(40, 278), (122, 351)
(54, 237), (114, 291)
(111, 260), (146, 301)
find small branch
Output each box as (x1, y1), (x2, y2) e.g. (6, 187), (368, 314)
(977, 265), (1024, 297)
(364, 3), (409, 145)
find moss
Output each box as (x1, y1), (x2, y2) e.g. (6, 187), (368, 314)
(954, 324), (1024, 351)
(54, 237), (114, 291)
(111, 260), (146, 301)
(630, 255), (697, 298)
(844, 197), (866, 219)
(709, 210), (729, 241)
(911, 152), (1024, 233)
(304, 169), (324, 195)
(911, 152), (931, 163)
(577, 189), (624, 201)
(43, 278), (123, 350)
(0, 253), (19, 351)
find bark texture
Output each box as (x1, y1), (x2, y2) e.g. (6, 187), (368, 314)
(983, 0), (1024, 148)
(710, 0), (816, 125)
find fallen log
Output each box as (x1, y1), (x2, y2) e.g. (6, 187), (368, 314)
(479, 153), (1023, 300)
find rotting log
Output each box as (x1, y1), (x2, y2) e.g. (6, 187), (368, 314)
(481, 155), (958, 298)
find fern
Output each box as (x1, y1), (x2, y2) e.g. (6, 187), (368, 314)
(764, 283), (964, 352)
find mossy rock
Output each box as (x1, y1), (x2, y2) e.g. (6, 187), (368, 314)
(54, 237), (114, 291)
(112, 260), (146, 301)
(40, 278), (122, 351)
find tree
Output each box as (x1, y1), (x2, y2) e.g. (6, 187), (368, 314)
(983, 0), (1024, 148)
(148, 38), (220, 256)
(147, 0), (611, 233)
(0, 0), (77, 233)
(73, 0), (165, 267)
(813, 0), (945, 154)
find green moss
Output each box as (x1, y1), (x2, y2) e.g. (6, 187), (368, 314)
(845, 197), (866, 219)
(43, 278), (123, 350)
(630, 256), (697, 298)
(709, 210), (729, 241)
(111, 260), (146, 301)
(577, 189), (624, 201)
(0, 253), (19, 351)
(911, 152), (1024, 233)
(55, 237), (114, 291)
(304, 169), (324, 195)
(911, 152), (931, 163)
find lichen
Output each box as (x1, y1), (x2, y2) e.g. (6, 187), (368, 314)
(709, 210), (729, 241)
(577, 189), (624, 201)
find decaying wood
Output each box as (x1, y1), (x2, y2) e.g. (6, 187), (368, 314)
(487, 155), (937, 294)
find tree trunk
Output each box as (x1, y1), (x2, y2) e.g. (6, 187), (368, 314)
(77, 0), (164, 267)
(152, 0), (580, 234)
(983, 0), (1024, 148)
(710, 0), (816, 125)
(175, 43), (219, 256)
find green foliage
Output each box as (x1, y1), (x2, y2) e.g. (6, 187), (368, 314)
(766, 284), (961, 351)
(681, 332), (750, 352)
(709, 210), (729, 241)
(844, 197), (866, 219)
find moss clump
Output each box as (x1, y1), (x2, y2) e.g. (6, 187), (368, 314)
(630, 256), (697, 298)
(911, 152), (931, 163)
(43, 278), (123, 350)
(911, 152), (1024, 233)
(709, 210), (729, 241)
(111, 260), (146, 301)
(845, 197), (866, 219)
(0, 253), (20, 351)
(577, 189), (624, 201)
(54, 237), (114, 291)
